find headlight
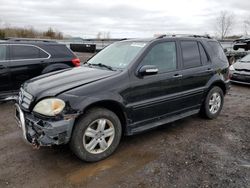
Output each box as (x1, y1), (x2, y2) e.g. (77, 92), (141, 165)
(33, 98), (65, 116)
(229, 65), (235, 71)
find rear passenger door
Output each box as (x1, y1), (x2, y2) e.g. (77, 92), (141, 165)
(179, 40), (213, 109)
(0, 45), (11, 93)
(9, 44), (49, 91)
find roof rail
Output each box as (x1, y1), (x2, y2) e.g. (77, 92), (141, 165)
(4, 37), (58, 43)
(155, 34), (212, 39)
(156, 34), (167, 39)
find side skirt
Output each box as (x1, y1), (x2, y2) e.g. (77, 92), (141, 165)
(127, 109), (200, 135)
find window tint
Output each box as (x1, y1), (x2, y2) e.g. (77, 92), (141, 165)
(198, 43), (209, 64)
(12, 45), (40, 60)
(181, 41), (201, 68)
(208, 41), (228, 62)
(140, 42), (177, 73)
(49, 45), (73, 58)
(39, 49), (49, 58)
(0, 45), (7, 60)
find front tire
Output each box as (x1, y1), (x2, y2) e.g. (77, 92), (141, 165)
(70, 108), (122, 162)
(200, 86), (224, 119)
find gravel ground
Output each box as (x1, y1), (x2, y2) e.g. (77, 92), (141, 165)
(0, 83), (249, 187)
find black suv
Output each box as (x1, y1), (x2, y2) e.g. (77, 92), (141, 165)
(0, 38), (80, 100)
(15, 35), (230, 162)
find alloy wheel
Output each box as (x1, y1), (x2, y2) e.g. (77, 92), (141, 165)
(83, 118), (115, 154)
(209, 92), (221, 114)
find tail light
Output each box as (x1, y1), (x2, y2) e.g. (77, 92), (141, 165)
(72, 58), (81, 67)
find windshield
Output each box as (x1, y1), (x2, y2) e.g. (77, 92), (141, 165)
(87, 41), (147, 69)
(240, 54), (250, 63)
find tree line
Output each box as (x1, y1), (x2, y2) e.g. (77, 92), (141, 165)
(0, 27), (63, 39)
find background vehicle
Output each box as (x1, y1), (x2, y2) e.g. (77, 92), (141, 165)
(0, 38), (80, 100)
(233, 37), (250, 51)
(15, 35), (230, 162)
(229, 54), (250, 85)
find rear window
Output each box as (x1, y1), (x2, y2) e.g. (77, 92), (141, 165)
(181, 41), (202, 68)
(208, 41), (228, 62)
(48, 45), (74, 58)
(0, 45), (7, 60)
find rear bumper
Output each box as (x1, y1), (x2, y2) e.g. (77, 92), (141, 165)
(15, 103), (76, 146)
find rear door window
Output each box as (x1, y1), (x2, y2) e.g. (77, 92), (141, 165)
(0, 45), (7, 61)
(181, 41), (202, 69)
(11, 45), (40, 60)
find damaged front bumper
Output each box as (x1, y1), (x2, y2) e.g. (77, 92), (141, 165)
(15, 103), (77, 147)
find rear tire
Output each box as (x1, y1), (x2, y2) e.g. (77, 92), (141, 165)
(70, 108), (122, 162)
(200, 86), (224, 119)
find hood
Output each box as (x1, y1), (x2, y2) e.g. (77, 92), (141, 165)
(23, 66), (118, 98)
(233, 61), (250, 71)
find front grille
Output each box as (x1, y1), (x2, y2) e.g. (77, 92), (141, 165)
(232, 73), (250, 82)
(235, 68), (250, 72)
(18, 88), (33, 109)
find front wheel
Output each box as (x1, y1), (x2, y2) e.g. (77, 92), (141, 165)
(200, 86), (224, 119)
(70, 108), (122, 162)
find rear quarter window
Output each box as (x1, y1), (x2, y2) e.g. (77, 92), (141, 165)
(208, 41), (228, 62)
(198, 42), (210, 64)
(48, 45), (74, 58)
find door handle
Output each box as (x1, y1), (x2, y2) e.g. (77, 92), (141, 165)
(173, 74), (183, 78)
(206, 68), (213, 72)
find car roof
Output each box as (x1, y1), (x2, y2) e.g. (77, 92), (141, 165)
(0, 41), (65, 46)
(120, 35), (217, 43)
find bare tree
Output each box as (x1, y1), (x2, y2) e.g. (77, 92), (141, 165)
(243, 19), (250, 36)
(215, 11), (235, 40)
(105, 32), (110, 39)
(96, 32), (102, 39)
(96, 32), (111, 39)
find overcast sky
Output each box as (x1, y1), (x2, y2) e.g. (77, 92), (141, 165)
(0, 0), (249, 38)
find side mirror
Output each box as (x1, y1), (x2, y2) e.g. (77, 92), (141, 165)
(138, 65), (158, 76)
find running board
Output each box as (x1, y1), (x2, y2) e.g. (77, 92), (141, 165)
(130, 109), (199, 134)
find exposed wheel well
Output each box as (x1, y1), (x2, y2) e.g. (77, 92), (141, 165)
(209, 81), (227, 95)
(82, 101), (128, 135)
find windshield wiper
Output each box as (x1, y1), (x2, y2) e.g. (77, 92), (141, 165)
(88, 63), (115, 71)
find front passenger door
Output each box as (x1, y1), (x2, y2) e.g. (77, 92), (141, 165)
(128, 41), (183, 124)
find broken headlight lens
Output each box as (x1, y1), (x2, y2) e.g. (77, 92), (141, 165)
(33, 98), (65, 116)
